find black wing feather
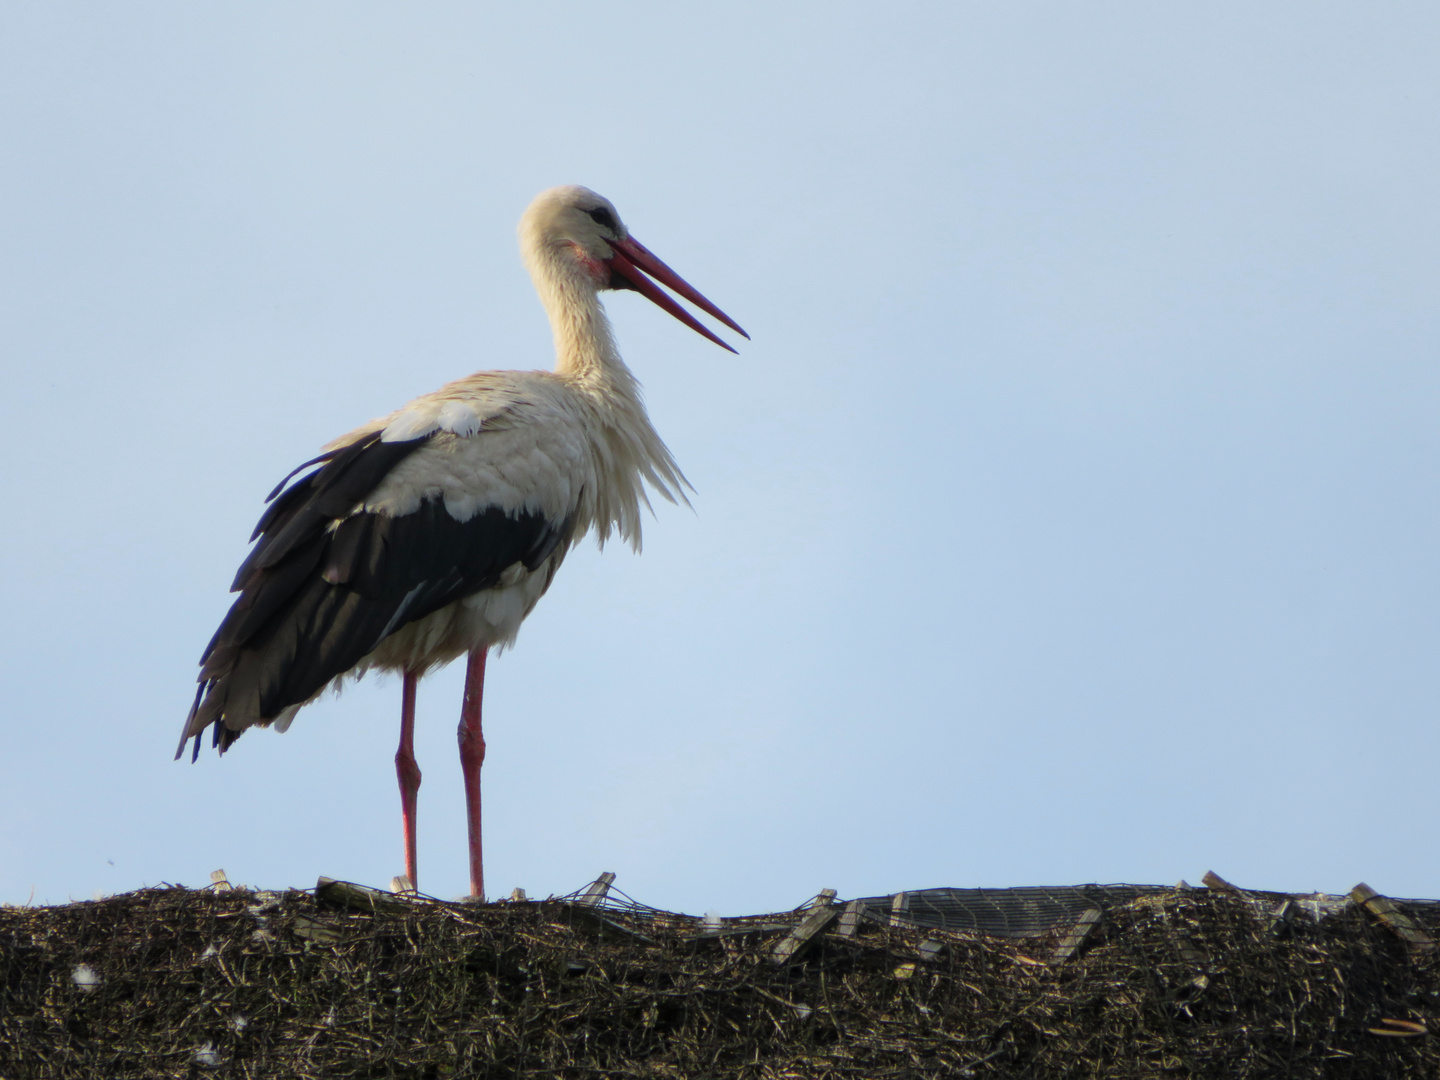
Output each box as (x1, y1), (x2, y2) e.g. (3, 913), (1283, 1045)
(183, 431), (572, 758)
(232, 435), (425, 590)
(322, 513), (374, 585)
(250, 470), (322, 542)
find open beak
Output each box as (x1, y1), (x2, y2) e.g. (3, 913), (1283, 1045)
(605, 236), (749, 354)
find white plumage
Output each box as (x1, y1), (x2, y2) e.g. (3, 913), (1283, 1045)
(180, 185), (745, 897)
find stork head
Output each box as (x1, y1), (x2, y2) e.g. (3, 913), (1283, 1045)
(519, 185), (748, 353)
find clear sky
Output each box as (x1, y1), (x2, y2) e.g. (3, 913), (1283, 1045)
(3, 3), (1438, 911)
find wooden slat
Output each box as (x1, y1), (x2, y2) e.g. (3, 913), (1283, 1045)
(1202, 870), (1241, 894)
(1049, 908), (1102, 965)
(1351, 883), (1437, 952)
(889, 892), (910, 928)
(315, 877), (410, 915)
(772, 895), (840, 966)
(578, 872), (617, 908)
(290, 915), (342, 945)
(836, 899), (865, 938)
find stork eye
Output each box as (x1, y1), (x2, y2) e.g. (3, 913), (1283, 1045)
(586, 207), (617, 231)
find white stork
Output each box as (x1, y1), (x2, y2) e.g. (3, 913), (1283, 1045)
(178, 185), (746, 899)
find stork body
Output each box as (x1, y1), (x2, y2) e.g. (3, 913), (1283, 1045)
(179, 186), (745, 898)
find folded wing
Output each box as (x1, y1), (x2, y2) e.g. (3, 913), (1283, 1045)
(179, 429), (571, 759)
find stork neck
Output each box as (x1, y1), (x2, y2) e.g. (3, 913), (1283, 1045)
(541, 277), (638, 396)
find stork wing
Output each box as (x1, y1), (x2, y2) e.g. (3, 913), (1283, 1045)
(179, 428), (570, 759)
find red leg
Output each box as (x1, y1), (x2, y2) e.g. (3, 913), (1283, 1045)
(458, 647), (488, 900)
(395, 670), (421, 890)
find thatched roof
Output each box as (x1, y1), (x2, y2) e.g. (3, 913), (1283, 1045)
(2, 876), (1436, 1078)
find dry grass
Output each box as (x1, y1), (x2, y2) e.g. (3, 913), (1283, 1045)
(1, 883), (1436, 1078)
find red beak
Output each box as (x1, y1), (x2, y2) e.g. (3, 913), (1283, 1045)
(606, 236), (749, 354)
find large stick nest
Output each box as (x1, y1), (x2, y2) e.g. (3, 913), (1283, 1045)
(2, 881), (1437, 1078)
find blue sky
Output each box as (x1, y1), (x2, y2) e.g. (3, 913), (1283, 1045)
(3, 3), (1438, 911)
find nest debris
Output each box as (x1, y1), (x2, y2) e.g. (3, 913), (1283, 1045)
(1, 881), (1437, 1078)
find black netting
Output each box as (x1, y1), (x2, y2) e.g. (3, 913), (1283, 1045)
(559, 877), (1440, 939)
(853, 884), (1166, 937)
